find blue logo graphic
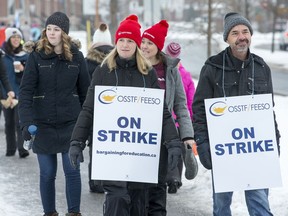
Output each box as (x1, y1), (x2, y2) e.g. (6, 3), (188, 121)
(209, 101), (227, 116)
(98, 89), (117, 104)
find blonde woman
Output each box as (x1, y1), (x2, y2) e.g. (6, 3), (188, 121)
(69, 14), (181, 216)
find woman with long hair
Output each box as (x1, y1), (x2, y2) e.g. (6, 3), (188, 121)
(18, 12), (90, 216)
(68, 14), (182, 216)
(1, 27), (28, 157)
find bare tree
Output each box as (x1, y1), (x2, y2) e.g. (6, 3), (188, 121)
(110, 0), (118, 44)
(207, 0), (212, 57)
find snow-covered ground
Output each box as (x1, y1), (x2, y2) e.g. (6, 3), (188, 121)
(169, 30), (288, 215)
(0, 30), (287, 215)
(70, 29), (288, 215)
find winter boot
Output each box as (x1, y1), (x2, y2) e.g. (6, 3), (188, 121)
(167, 180), (182, 194)
(65, 213), (82, 216)
(19, 149), (29, 158)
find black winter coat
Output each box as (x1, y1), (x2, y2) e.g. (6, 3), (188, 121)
(71, 56), (179, 188)
(0, 50), (13, 98)
(193, 47), (280, 149)
(19, 44), (90, 154)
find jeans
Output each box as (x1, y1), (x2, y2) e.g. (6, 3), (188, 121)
(213, 189), (273, 216)
(37, 152), (81, 214)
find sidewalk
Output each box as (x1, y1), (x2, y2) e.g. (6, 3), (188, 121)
(0, 99), (287, 216)
(0, 115), (209, 216)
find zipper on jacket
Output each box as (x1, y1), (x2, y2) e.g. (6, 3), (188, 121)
(68, 65), (79, 69)
(39, 65), (52, 68)
(33, 95), (45, 99)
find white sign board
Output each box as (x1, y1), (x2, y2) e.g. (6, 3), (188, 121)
(205, 94), (282, 193)
(91, 86), (164, 183)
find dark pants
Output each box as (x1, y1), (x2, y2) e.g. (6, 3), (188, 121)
(146, 144), (168, 216)
(103, 185), (146, 216)
(88, 136), (103, 192)
(3, 106), (25, 154)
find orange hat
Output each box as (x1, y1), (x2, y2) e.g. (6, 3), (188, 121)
(115, 14), (141, 47)
(142, 20), (169, 51)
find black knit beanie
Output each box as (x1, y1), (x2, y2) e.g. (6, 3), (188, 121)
(45, 12), (70, 34)
(223, 12), (253, 41)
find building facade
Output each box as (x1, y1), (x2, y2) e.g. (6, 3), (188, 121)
(0, 0), (83, 30)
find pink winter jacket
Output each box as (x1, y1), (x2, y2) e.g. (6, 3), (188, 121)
(178, 62), (195, 119)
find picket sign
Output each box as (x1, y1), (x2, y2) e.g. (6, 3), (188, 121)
(91, 86), (164, 183)
(204, 94), (282, 193)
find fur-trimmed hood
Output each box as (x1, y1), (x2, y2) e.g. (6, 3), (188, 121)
(86, 44), (114, 62)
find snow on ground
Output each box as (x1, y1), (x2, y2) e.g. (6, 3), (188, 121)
(0, 30), (287, 215)
(179, 31), (288, 215)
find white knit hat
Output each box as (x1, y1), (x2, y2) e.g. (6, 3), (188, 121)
(5, 27), (23, 42)
(92, 23), (112, 46)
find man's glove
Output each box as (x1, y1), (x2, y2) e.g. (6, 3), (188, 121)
(22, 126), (32, 141)
(196, 139), (212, 170)
(69, 140), (86, 169)
(165, 139), (182, 172)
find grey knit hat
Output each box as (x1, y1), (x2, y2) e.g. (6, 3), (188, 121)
(45, 12), (70, 34)
(223, 12), (253, 41)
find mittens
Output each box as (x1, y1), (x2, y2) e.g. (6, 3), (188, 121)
(22, 126), (32, 141)
(69, 140), (86, 169)
(196, 140), (212, 170)
(166, 139), (182, 172)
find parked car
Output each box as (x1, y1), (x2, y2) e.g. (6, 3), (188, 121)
(279, 29), (288, 51)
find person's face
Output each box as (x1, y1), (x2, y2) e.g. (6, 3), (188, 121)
(116, 38), (137, 59)
(226, 24), (251, 54)
(10, 35), (21, 49)
(46, 24), (62, 47)
(140, 38), (158, 60)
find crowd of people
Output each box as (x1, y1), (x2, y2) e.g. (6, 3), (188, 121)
(0, 10), (280, 216)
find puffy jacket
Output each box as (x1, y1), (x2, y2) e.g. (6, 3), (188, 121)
(18, 42), (90, 153)
(0, 50), (13, 98)
(1, 42), (28, 97)
(178, 62), (195, 119)
(71, 55), (179, 189)
(193, 47), (280, 149)
(72, 55), (178, 143)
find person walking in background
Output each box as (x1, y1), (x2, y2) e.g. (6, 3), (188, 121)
(0, 22), (6, 46)
(68, 14), (182, 216)
(164, 41), (198, 194)
(192, 12), (280, 216)
(85, 22), (113, 193)
(20, 20), (31, 42)
(165, 42), (195, 119)
(141, 20), (195, 214)
(0, 48), (15, 123)
(86, 23), (113, 78)
(1, 27), (29, 158)
(18, 12), (90, 216)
